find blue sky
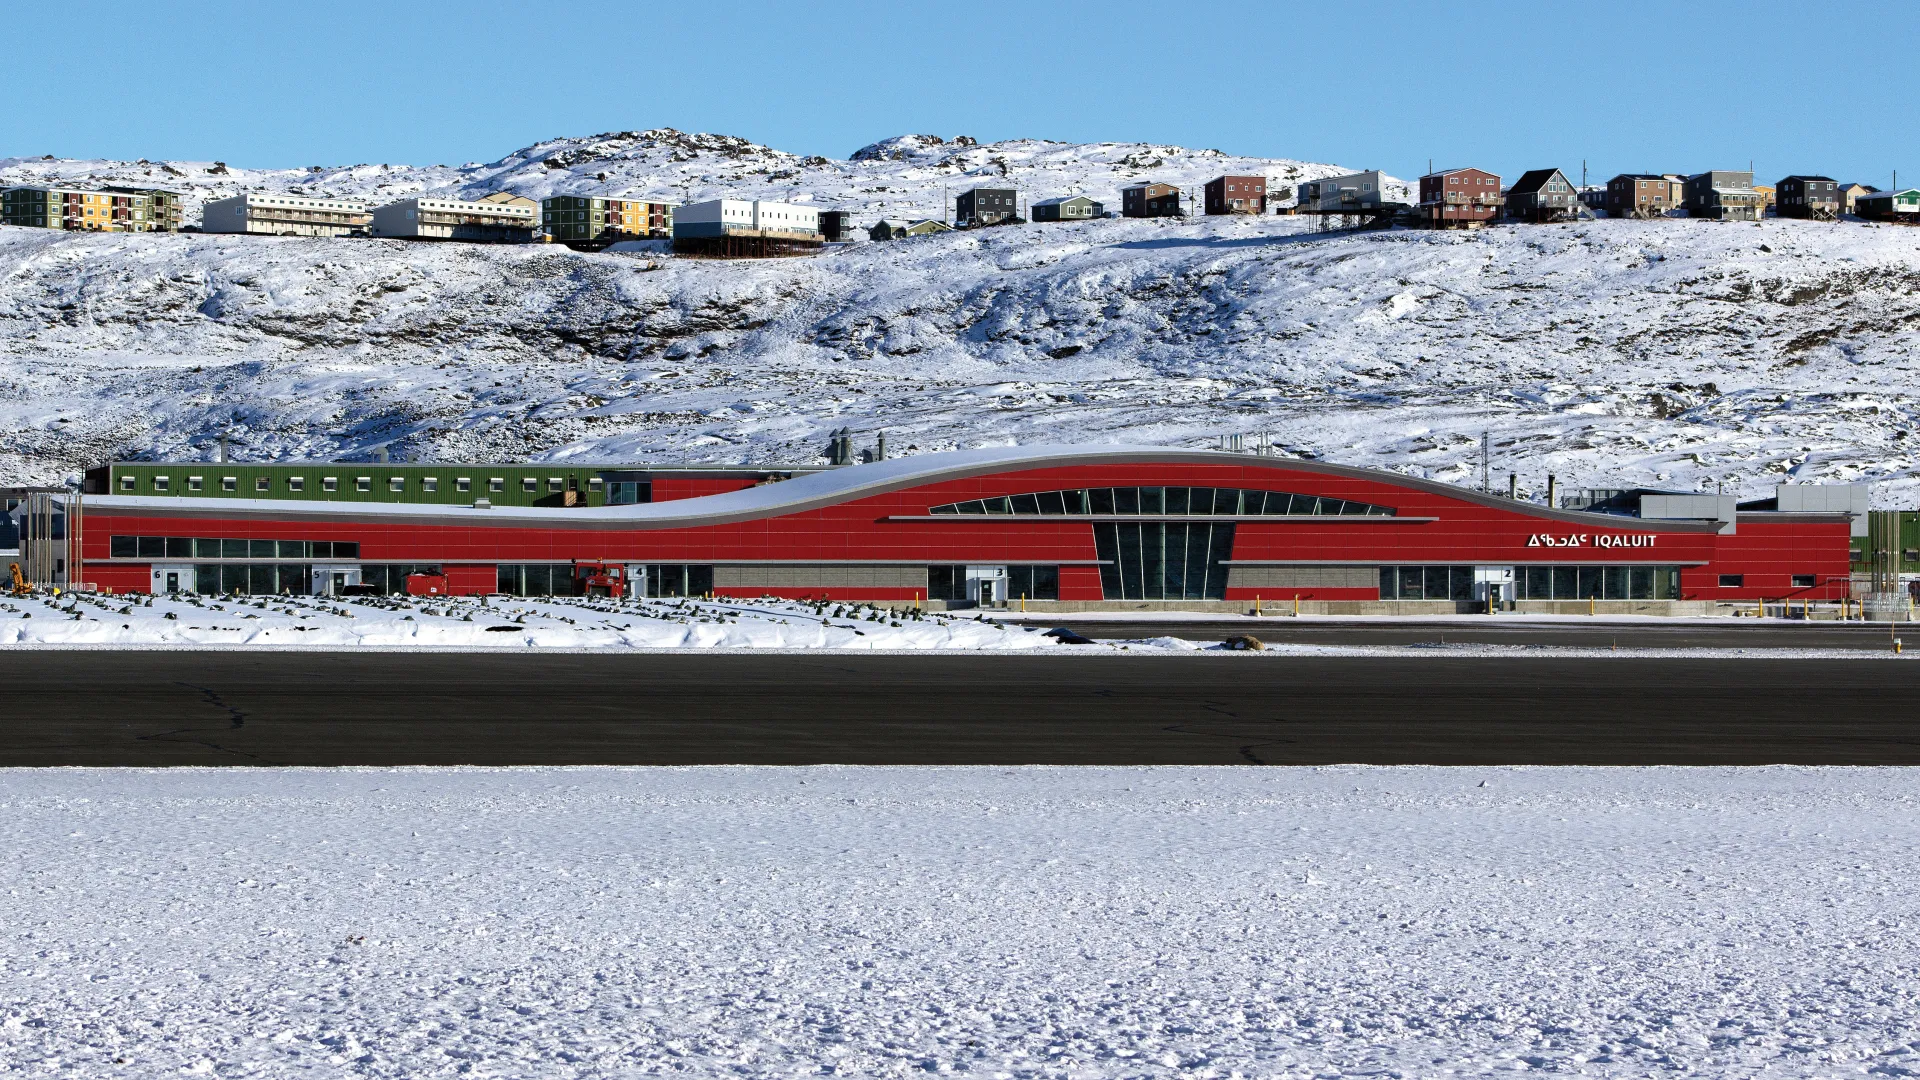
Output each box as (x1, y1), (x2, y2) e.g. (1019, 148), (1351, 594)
(5, 0), (1912, 188)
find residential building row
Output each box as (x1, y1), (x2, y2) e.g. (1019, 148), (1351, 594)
(4, 166), (1914, 254)
(0, 184), (673, 244)
(0, 186), (185, 232)
(1294, 168), (1914, 228)
(871, 175), (1276, 240)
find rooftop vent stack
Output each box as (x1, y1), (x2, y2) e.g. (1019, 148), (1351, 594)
(825, 429), (855, 466)
(1508, 473), (1518, 500)
(1547, 474), (1558, 508)
(374, 445), (390, 464)
(875, 431), (887, 462)
(216, 434), (228, 464)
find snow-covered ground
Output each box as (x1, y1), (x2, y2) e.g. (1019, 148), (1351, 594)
(5, 130), (1919, 504)
(3, 765), (1917, 1078)
(0, 591), (1078, 651)
(2, 591), (1911, 656)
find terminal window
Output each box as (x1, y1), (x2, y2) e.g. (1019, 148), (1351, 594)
(1719, 574), (1744, 588)
(1792, 574), (1816, 588)
(641, 564), (714, 598)
(1094, 522), (1234, 600)
(1518, 565), (1678, 600)
(929, 486), (1393, 518)
(1379, 566), (1475, 601)
(1383, 565), (1682, 600)
(606, 481), (651, 506)
(111, 535), (359, 560)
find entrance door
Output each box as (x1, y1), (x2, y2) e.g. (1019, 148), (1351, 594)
(331, 572), (348, 595)
(976, 579), (998, 607)
(164, 571), (180, 593)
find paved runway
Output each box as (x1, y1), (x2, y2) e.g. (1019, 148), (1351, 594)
(1008, 616), (1915, 650)
(4, 651), (1918, 767)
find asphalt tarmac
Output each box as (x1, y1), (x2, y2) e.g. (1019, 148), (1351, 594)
(4, 651), (1918, 767)
(1008, 616), (1917, 650)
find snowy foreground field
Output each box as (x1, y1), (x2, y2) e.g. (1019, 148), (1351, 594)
(0, 591), (1079, 651)
(0, 590), (1910, 656)
(4, 766), (1918, 1078)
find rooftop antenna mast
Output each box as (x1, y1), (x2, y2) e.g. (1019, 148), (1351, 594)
(1480, 432), (1492, 493)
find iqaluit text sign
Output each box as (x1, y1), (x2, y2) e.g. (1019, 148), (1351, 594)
(1527, 533), (1657, 549)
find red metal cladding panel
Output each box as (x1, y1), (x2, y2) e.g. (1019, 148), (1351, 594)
(83, 562), (151, 594)
(445, 564), (497, 594)
(714, 587), (925, 602)
(1688, 520), (1854, 600)
(652, 477), (763, 502)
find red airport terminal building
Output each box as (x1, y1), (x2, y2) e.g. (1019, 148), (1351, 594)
(35, 446), (1863, 612)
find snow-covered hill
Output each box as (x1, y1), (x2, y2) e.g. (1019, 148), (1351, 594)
(2, 131), (1917, 503)
(0, 129), (1393, 224)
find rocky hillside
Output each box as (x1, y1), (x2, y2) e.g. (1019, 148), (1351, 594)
(1, 132), (1916, 502)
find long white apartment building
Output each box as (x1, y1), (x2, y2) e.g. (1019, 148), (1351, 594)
(200, 194), (373, 237)
(370, 196), (538, 243)
(672, 199), (820, 240)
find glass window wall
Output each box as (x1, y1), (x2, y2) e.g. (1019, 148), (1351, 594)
(928, 486), (1394, 517)
(1093, 522), (1235, 600)
(1514, 565), (1680, 600)
(109, 536), (359, 559)
(186, 563), (313, 595)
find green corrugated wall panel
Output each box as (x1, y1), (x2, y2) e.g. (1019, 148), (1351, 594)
(107, 463), (615, 507)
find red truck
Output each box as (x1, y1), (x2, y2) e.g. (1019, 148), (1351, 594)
(572, 561), (627, 598)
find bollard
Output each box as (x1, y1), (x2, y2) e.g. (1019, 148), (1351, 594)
(1589, 596), (1595, 617)
(1021, 592), (1027, 613)
(1255, 595), (1262, 617)
(1293, 595), (1300, 618)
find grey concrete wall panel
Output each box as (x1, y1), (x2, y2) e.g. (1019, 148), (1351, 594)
(1226, 566), (1379, 590)
(713, 564), (930, 589)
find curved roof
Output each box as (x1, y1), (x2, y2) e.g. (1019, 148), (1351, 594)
(82, 444), (1723, 533)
